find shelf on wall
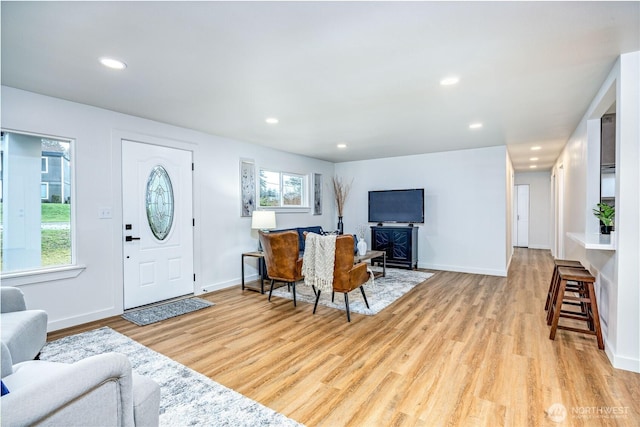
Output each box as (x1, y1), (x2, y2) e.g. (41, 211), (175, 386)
(567, 232), (616, 251)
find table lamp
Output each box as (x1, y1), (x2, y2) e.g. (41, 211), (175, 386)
(251, 210), (276, 251)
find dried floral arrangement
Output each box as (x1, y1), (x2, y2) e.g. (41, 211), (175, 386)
(332, 176), (352, 217)
(356, 224), (368, 240)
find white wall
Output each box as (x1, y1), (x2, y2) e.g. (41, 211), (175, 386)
(0, 87), (513, 329)
(1, 86), (336, 331)
(336, 145), (509, 276)
(514, 171), (552, 250)
(506, 153), (514, 269)
(552, 51), (639, 373)
(614, 52), (640, 372)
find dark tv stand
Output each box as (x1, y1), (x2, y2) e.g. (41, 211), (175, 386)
(370, 226), (418, 270)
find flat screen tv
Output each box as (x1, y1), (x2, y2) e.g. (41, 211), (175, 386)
(368, 189), (424, 224)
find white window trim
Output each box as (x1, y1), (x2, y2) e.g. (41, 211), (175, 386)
(258, 168), (310, 211)
(1, 128), (78, 277)
(41, 156), (48, 173)
(41, 182), (49, 199)
(1, 265), (86, 286)
(263, 206), (311, 214)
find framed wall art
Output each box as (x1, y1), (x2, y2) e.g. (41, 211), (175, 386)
(313, 173), (322, 215)
(240, 158), (256, 217)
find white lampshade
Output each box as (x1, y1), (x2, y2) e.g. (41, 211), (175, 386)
(251, 210), (276, 230)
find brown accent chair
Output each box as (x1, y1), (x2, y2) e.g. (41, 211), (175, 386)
(259, 230), (304, 306)
(312, 234), (371, 322)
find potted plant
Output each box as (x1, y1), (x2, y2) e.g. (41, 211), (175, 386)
(593, 203), (615, 234)
(332, 176), (352, 234)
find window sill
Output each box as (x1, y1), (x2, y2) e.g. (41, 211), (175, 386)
(259, 207), (311, 214)
(1, 265), (86, 286)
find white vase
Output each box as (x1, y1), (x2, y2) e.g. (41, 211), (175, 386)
(357, 238), (367, 256)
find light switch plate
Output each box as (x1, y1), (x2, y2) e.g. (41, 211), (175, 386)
(99, 207), (112, 219)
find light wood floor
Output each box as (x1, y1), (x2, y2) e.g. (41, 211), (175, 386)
(49, 248), (640, 426)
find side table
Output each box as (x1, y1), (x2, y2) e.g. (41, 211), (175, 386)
(241, 251), (268, 293)
(354, 250), (387, 279)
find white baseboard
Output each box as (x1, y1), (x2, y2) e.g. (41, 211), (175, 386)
(605, 337), (640, 373)
(200, 275), (254, 294)
(419, 263), (507, 277)
(49, 278), (247, 330)
(48, 307), (122, 332)
(526, 244), (552, 250)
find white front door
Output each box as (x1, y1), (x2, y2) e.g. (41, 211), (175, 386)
(515, 184), (529, 247)
(122, 140), (194, 309)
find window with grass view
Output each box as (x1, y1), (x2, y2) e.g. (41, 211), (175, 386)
(259, 169), (307, 208)
(1, 131), (73, 274)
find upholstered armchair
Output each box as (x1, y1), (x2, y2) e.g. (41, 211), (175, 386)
(1, 341), (161, 426)
(313, 234), (371, 322)
(1, 286), (48, 364)
(259, 230), (304, 306)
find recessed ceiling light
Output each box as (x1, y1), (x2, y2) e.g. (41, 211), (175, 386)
(337, 143), (347, 149)
(531, 146), (542, 151)
(99, 57), (127, 70)
(440, 76), (460, 86)
(530, 157), (539, 161)
(265, 118), (279, 124)
(530, 165), (538, 169)
(469, 122), (483, 129)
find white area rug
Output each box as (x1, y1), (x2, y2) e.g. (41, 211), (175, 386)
(40, 327), (303, 427)
(271, 267), (434, 315)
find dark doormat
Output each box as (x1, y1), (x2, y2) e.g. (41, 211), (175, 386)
(122, 297), (214, 326)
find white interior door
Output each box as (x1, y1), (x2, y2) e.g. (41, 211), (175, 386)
(122, 140), (194, 309)
(515, 184), (529, 247)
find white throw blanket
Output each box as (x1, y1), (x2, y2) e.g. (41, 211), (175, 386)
(302, 233), (337, 292)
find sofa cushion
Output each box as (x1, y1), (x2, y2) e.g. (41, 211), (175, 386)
(3, 360), (73, 391)
(132, 373), (161, 426)
(1, 342), (13, 378)
(272, 226), (324, 253)
(297, 226), (323, 251)
(1, 353), (137, 427)
(0, 287), (27, 313)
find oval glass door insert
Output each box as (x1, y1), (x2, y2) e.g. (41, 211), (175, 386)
(146, 165), (174, 240)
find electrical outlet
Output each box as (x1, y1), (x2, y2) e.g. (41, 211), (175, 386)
(99, 207), (112, 219)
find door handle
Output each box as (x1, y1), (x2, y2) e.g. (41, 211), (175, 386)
(125, 236), (141, 242)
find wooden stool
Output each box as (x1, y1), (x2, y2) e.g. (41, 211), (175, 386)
(549, 267), (604, 350)
(544, 259), (585, 311)
(545, 260), (588, 325)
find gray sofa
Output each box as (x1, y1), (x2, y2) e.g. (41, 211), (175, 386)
(271, 226), (357, 255)
(271, 226), (325, 253)
(1, 342), (161, 426)
(0, 287), (48, 364)
(0, 287), (161, 426)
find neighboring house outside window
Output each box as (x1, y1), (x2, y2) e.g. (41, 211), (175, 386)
(41, 150), (71, 203)
(1, 131), (74, 274)
(41, 182), (49, 200)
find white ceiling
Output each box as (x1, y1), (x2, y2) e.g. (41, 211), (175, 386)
(2, 2), (638, 170)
